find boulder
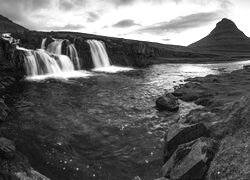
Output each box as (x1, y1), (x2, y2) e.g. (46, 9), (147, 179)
(156, 93), (179, 111)
(163, 123), (208, 162)
(0, 137), (16, 159)
(161, 137), (217, 179)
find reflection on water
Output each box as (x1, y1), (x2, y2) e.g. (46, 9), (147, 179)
(92, 66), (134, 73)
(1, 61), (250, 180)
(26, 71), (93, 81)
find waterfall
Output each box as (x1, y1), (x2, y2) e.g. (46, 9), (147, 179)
(66, 44), (81, 70)
(46, 39), (81, 70)
(47, 39), (64, 55)
(86, 40), (111, 68)
(18, 47), (75, 76)
(41, 38), (47, 49)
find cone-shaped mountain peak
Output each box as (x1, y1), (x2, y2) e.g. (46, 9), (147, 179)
(209, 18), (246, 37)
(189, 18), (250, 56)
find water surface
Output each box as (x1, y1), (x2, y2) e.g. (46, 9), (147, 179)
(1, 61), (250, 180)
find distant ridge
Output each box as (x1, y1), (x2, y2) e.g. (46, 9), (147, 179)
(0, 14), (28, 33)
(189, 18), (250, 57)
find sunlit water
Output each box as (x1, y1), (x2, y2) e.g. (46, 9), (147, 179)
(1, 61), (250, 180)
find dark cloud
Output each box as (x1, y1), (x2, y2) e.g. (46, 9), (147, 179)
(111, 0), (167, 7)
(59, 0), (87, 11)
(87, 12), (100, 23)
(133, 11), (222, 34)
(113, 19), (141, 28)
(59, 0), (74, 11)
(49, 24), (85, 31)
(162, 38), (171, 41)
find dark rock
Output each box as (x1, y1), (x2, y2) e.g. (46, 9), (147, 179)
(243, 65), (250, 70)
(156, 93), (179, 111)
(0, 99), (9, 122)
(161, 137), (217, 180)
(163, 123), (208, 162)
(154, 178), (170, 180)
(182, 109), (217, 125)
(0, 137), (16, 159)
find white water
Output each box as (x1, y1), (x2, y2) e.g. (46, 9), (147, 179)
(87, 40), (111, 68)
(19, 46), (77, 77)
(47, 39), (63, 55)
(92, 66), (134, 73)
(67, 44), (81, 70)
(41, 38), (47, 49)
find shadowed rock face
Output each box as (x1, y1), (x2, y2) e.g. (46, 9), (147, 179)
(189, 18), (250, 57)
(162, 137), (217, 180)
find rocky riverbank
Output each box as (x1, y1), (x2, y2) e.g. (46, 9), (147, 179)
(0, 35), (50, 179)
(151, 66), (250, 180)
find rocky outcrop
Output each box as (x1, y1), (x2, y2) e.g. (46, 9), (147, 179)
(163, 123), (208, 162)
(156, 93), (179, 111)
(0, 99), (9, 122)
(0, 137), (49, 180)
(189, 18), (250, 57)
(161, 137), (217, 179)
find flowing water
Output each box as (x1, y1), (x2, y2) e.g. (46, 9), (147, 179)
(41, 38), (47, 49)
(87, 40), (111, 68)
(1, 61), (250, 180)
(66, 44), (81, 70)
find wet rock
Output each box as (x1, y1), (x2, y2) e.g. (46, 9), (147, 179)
(0, 76), (15, 87)
(182, 109), (217, 124)
(163, 123), (208, 162)
(0, 137), (16, 159)
(0, 140), (49, 180)
(243, 65), (250, 70)
(0, 98), (9, 122)
(132, 176), (142, 180)
(161, 137), (217, 179)
(154, 177), (170, 180)
(15, 169), (50, 180)
(156, 93), (179, 111)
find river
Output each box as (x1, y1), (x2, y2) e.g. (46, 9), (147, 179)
(1, 61), (250, 180)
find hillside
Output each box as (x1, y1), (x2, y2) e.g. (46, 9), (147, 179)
(0, 14), (28, 33)
(189, 18), (250, 57)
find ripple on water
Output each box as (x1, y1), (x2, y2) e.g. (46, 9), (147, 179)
(2, 61), (250, 180)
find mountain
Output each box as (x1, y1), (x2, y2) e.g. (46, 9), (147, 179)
(189, 18), (250, 57)
(0, 14), (28, 33)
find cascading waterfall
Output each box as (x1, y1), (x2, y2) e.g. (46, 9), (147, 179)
(18, 47), (75, 76)
(66, 44), (81, 70)
(86, 40), (111, 68)
(41, 38), (47, 49)
(45, 39), (81, 70)
(46, 39), (64, 55)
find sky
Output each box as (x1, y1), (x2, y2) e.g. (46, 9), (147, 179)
(0, 0), (250, 46)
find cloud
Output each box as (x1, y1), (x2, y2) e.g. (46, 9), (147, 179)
(113, 19), (141, 28)
(87, 12), (100, 23)
(59, 0), (87, 11)
(49, 23), (85, 31)
(162, 38), (171, 41)
(133, 11), (223, 35)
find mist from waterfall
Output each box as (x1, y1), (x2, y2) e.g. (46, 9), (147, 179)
(67, 44), (81, 70)
(87, 40), (111, 68)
